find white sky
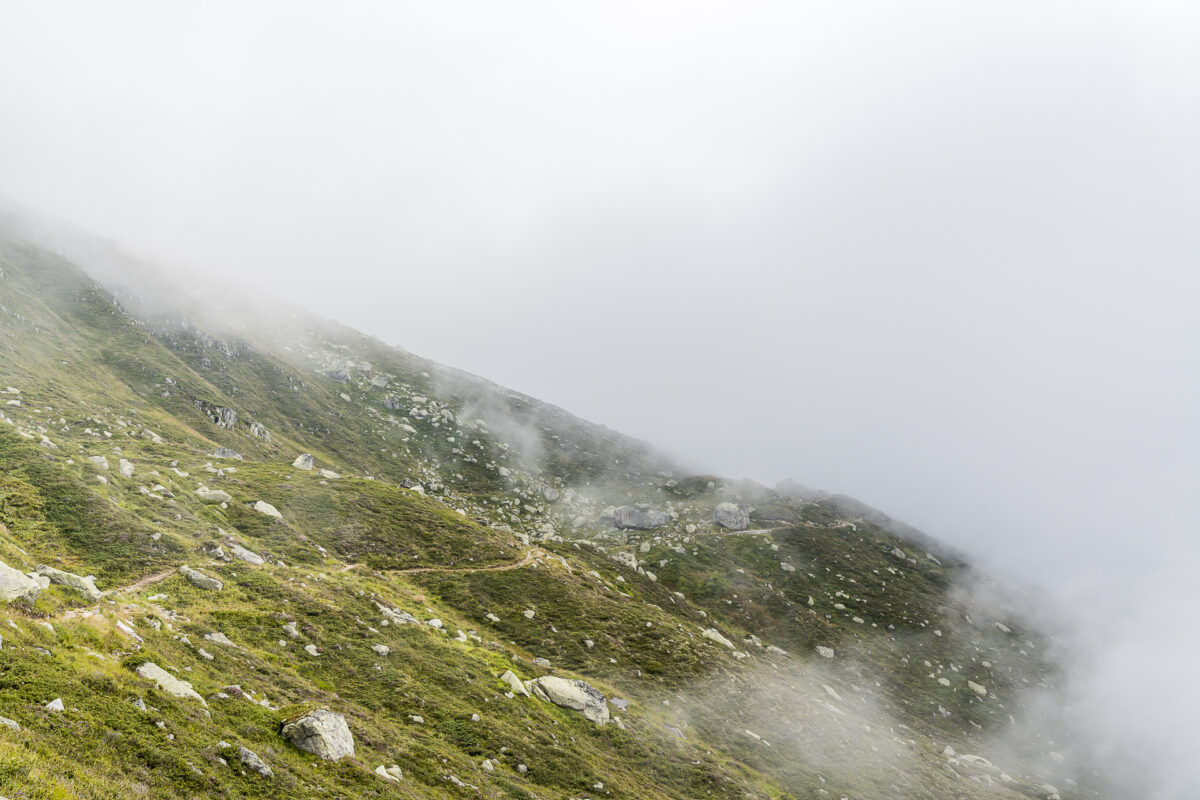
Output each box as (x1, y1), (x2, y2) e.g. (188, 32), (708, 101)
(2, 3), (1199, 793)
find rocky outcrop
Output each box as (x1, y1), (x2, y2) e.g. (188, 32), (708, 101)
(179, 565), (224, 591)
(0, 561), (41, 604)
(135, 662), (207, 705)
(713, 502), (750, 530)
(281, 708), (354, 761)
(528, 676), (610, 724)
(213, 447), (243, 460)
(36, 565), (101, 602)
(611, 504), (670, 530)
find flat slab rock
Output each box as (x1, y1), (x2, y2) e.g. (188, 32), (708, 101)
(528, 676), (610, 725)
(281, 708), (355, 761)
(136, 662), (207, 705)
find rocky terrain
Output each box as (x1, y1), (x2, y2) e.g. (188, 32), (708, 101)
(0, 228), (1084, 798)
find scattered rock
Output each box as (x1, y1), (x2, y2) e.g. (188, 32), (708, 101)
(815, 646), (835, 659)
(179, 565), (224, 591)
(528, 676), (610, 724)
(371, 644), (390, 656)
(375, 764), (403, 782)
(0, 561), (41, 604)
(611, 504), (671, 530)
(118, 458), (135, 478)
(135, 662), (206, 705)
(316, 469), (340, 479)
(87, 455), (109, 470)
(229, 544), (264, 565)
(238, 746), (273, 778)
(196, 486), (233, 503)
(253, 500), (282, 519)
(213, 448), (243, 460)
(701, 627), (735, 649)
(0, 715), (19, 731)
(500, 670), (530, 697)
(713, 502), (750, 530)
(292, 453), (314, 470)
(281, 708), (354, 761)
(36, 565), (101, 602)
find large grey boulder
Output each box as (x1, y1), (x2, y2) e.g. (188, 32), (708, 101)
(281, 708), (355, 761)
(0, 561), (41, 604)
(612, 504), (670, 530)
(179, 565), (224, 591)
(292, 453), (314, 470)
(528, 676), (610, 725)
(713, 502), (750, 530)
(36, 565), (101, 602)
(136, 662), (207, 705)
(213, 447), (243, 460)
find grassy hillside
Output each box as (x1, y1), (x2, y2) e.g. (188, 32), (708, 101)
(0, 233), (1080, 799)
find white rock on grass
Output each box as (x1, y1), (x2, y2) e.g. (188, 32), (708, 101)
(316, 469), (340, 479)
(375, 764), (403, 782)
(135, 662), (207, 705)
(229, 544), (264, 565)
(118, 458), (135, 478)
(292, 453), (314, 470)
(281, 708), (354, 760)
(36, 565), (101, 602)
(500, 669), (530, 697)
(45, 698), (64, 712)
(179, 565), (223, 591)
(87, 455), (109, 470)
(815, 646), (835, 659)
(0, 561), (41, 604)
(528, 676), (610, 725)
(238, 746), (273, 778)
(253, 500), (282, 519)
(196, 486), (233, 503)
(701, 628), (735, 649)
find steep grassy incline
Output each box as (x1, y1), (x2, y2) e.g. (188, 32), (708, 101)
(0, 235), (1080, 800)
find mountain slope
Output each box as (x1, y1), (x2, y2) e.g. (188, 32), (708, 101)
(0, 229), (1078, 800)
